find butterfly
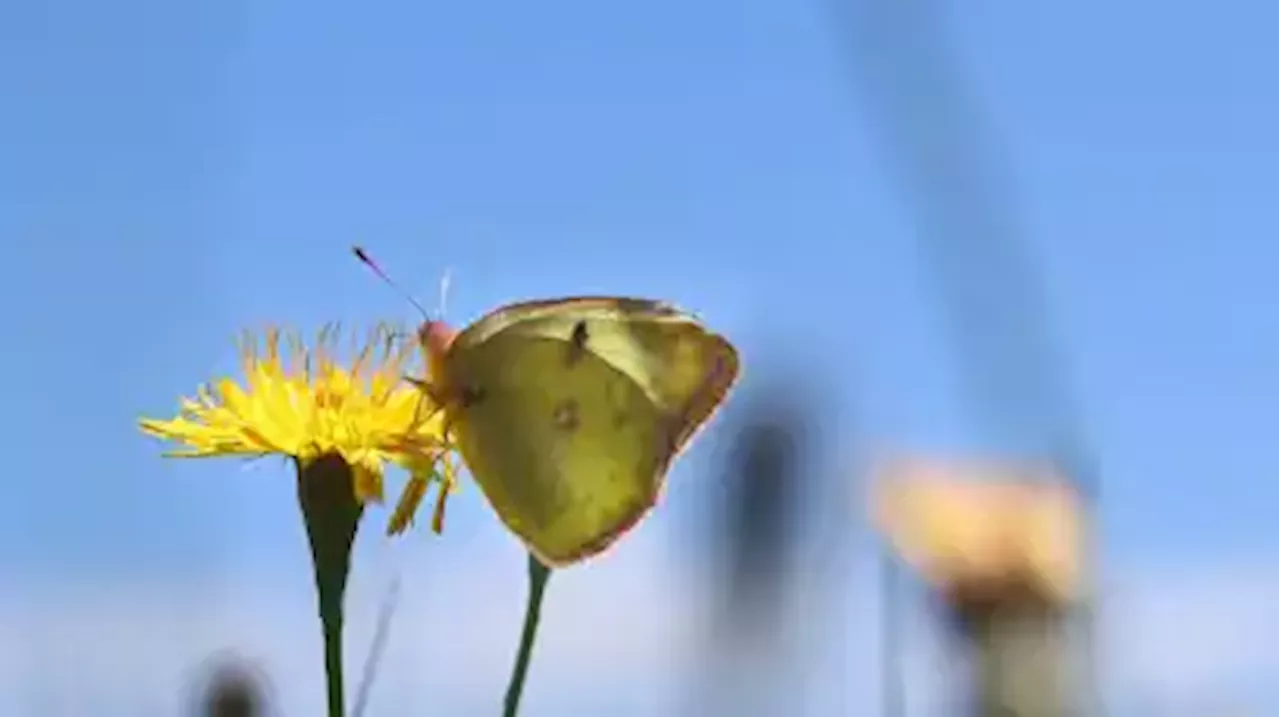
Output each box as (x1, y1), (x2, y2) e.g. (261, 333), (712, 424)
(416, 296), (740, 567)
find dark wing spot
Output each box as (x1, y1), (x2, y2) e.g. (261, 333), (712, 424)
(566, 320), (589, 366)
(553, 399), (580, 432)
(459, 385), (486, 407)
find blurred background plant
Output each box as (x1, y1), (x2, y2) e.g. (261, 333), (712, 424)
(190, 653), (271, 717)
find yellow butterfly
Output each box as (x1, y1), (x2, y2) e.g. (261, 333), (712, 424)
(417, 296), (740, 567)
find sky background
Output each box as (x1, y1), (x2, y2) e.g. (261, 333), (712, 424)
(0, 0), (1274, 715)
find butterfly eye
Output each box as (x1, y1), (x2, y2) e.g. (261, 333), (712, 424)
(417, 322), (435, 347)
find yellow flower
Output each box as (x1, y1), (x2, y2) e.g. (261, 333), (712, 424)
(139, 324), (455, 533)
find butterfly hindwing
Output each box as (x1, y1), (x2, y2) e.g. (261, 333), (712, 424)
(444, 329), (667, 566)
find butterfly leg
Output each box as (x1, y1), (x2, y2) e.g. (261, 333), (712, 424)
(405, 376), (452, 423)
(430, 456), (456, 534)
(401, 376), (461, 535)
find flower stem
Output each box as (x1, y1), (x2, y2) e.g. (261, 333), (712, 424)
(320, 594), (345, 717)
(297, 454), (364, 717)
(503, 553), (552, 717)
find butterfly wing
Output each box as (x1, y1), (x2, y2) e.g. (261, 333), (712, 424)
(443, 297), (740, 566)
(456, 297), (740, 453)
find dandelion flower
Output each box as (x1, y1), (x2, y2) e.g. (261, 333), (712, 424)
(139, 324), (454, 511)
(138, 324), (455, 717)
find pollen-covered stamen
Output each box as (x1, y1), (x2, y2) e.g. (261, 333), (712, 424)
(315, 386), (345, 411)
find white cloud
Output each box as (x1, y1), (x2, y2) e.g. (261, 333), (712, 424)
(0, 527), (1273, 716)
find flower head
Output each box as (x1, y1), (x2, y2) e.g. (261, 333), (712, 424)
(139, 324), (455, 532)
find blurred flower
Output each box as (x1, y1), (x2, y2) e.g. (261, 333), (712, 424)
(138, 324), (455, 529)
(192, 652), (272, 717)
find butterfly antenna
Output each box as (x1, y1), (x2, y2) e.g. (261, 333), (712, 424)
(437, 267), (453, 321)
(352, 245), (432, 320)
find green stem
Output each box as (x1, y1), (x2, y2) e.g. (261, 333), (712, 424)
(503, 554), (552, 717)
(320, 592), (346, 717)
(297, 454), (364, 717)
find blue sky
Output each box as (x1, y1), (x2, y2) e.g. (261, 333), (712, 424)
(0, 0), (1274, 713)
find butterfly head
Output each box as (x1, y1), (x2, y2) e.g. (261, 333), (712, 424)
(418, 320), (457, 358)
(418, 320), (458, 385)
